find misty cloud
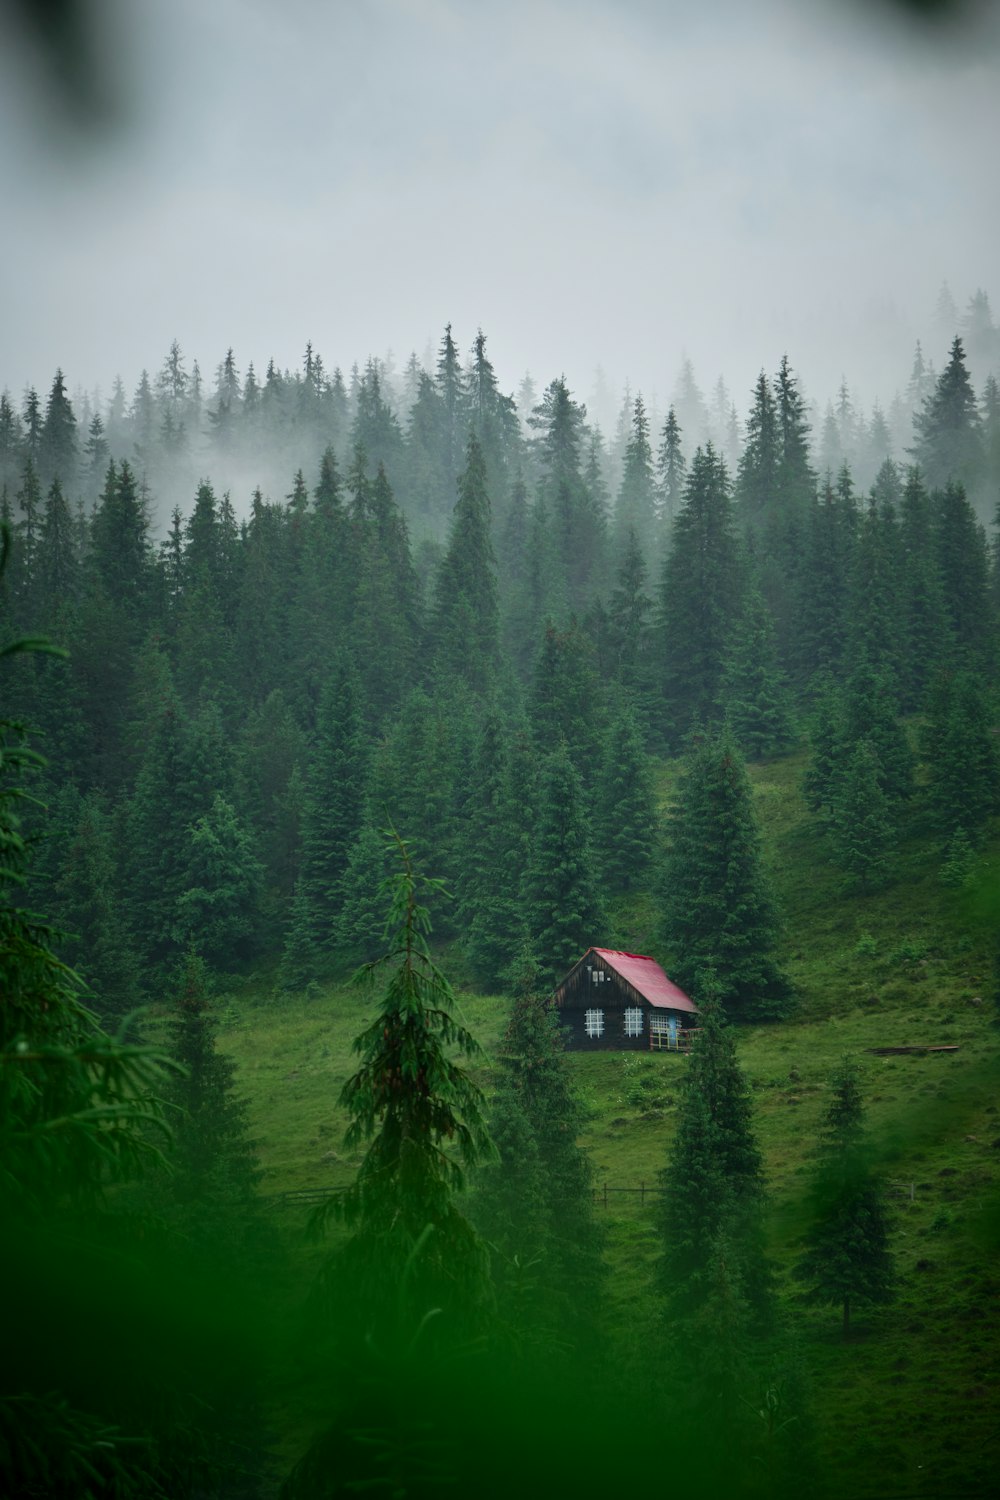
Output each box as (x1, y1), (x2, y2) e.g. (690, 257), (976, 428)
(1, 0), (998, 412)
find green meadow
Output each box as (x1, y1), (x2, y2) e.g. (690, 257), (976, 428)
(212, 745), (1000, 1499)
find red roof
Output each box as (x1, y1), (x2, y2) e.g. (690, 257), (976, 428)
(590, 948), (699, 1014)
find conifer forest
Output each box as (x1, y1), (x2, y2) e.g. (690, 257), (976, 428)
(4, 4), (1000, 1498)
(3, 300), (1000, 1499)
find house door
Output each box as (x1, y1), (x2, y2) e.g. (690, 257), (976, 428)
(668, 1015), (677, 1049)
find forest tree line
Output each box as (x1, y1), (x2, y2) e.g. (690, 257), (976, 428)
(1, 312), (999, 1017)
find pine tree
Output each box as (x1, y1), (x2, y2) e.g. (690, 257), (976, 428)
(282, 655), (368, 977)
(166, 950), (261, 1220)
(898, 467), (949, 709)
(474, 971), (604, 1351)
(595, 697), (655, 892)
(774, 354), (815, 520)
(656, 405), (686, 524)
(736, 372), (780, 526)
(39, 368), (78, 488)
(721, 582), (795, 759)
(923, 670), (1000, 844)
(802, 678), (846, 817)
(314, 831), (495, 1346)
(52, 788), (141, 1019)
(842, 660), (913, 806)
(336, 818), (394, 963)
(935, 480), (993, 668)
(429, 433), (500, 692)
(460, 711), (531, 992)
(530, 617), (605, 790)
(522, 741), (607, 990)
(655, 989), (776, 1486)
(531, 376), (605, 601)
(175, 795), (264, 969)
(828, 740), (892, 890)
(614, 393), (657, 561)
(606, 525), (654, 704)
(912, 336), (983, 495)
(793, 471), (857, 689)
(660, 730), (791, 1021)
(658, 444), (745, 746)
(794, 1060), (896, 1336)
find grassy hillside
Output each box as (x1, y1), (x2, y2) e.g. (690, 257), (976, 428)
(211, 745), (1000, 1498)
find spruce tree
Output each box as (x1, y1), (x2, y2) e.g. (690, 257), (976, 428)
(614, 392), (657, 561)
(429, 433), (500, 693)
(175, 794), (265, 969)
(660, 730), (791, 1021)
(721, 582), (795, 759)
(656, 405), (686, 524)
(911, 335), (983, 495)
(595, 697), (656, 893)
(923, 670), (1000, 844)
(52, 788), (141, 1019)
(315, 832), (495, 1347)
(658, 444), (744, 746)
(828, 740), (892, 891)
(522, 741), (607, 990)
(657, 996), (771, 1313)
(166, 950), (261, 1222)
(606, 525), (654, 705)
(460, 710), (531, 992)
(475, 971), (605, 1351)
(283, 655), (368, 975)
(843, 660), (913, 806)
(736, 371), (780, 526)
(794, 1060), (896, 1337)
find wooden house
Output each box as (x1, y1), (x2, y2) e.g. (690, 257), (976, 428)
(551, 947), (699, 1052)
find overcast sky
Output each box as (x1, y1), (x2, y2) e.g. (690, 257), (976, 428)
(2, 0), (998, 423)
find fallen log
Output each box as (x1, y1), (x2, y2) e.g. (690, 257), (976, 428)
(866, 1045), (960, 1056)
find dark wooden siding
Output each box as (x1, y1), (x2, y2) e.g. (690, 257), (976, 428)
(553, 952), (693, 1051)
(553, 954), (644, 1051)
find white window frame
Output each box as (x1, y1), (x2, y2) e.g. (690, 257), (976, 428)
(623, 1007), (644, 1037)
(584, 1008), (605, 1038)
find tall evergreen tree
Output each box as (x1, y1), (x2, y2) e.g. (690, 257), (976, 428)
(828, 740), (892, 891)
(614, 393), (657, 561)
(656, 994), (772, 1321)
(474, 974), (605, 1351)
(658, 444), (744, 746)
(794, 1060), (896, 1337)
(660, 730), (791, 1021)
(522, 741), (607, 989)
(460, 710), (532, 992)
(656, 405), (686, 524)
(721, 581), (795, 760)
(282, 656), (368, 978)
(166, 950), (261, 1223)
(39, 368), (78, 488)
(429, 433), (500, 692)
(595, 697), (656, 893)
(923, 670), (1000, 845)
(911, 336), (983, 495)
(736, 372), (779, 526)
(314, 832), (495, 1346)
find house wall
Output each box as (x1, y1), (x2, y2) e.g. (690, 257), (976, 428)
(553, 955), (654, 1051)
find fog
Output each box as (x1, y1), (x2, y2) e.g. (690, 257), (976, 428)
(2, 0), (999, 427)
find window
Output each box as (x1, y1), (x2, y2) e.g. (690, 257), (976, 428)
(624, 1007), (644, 1037)
(584, 1008), (605, 1038)
(649, 1015), (670, 1034)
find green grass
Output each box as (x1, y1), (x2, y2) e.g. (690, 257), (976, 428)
(208, 745), (1000, 1498)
